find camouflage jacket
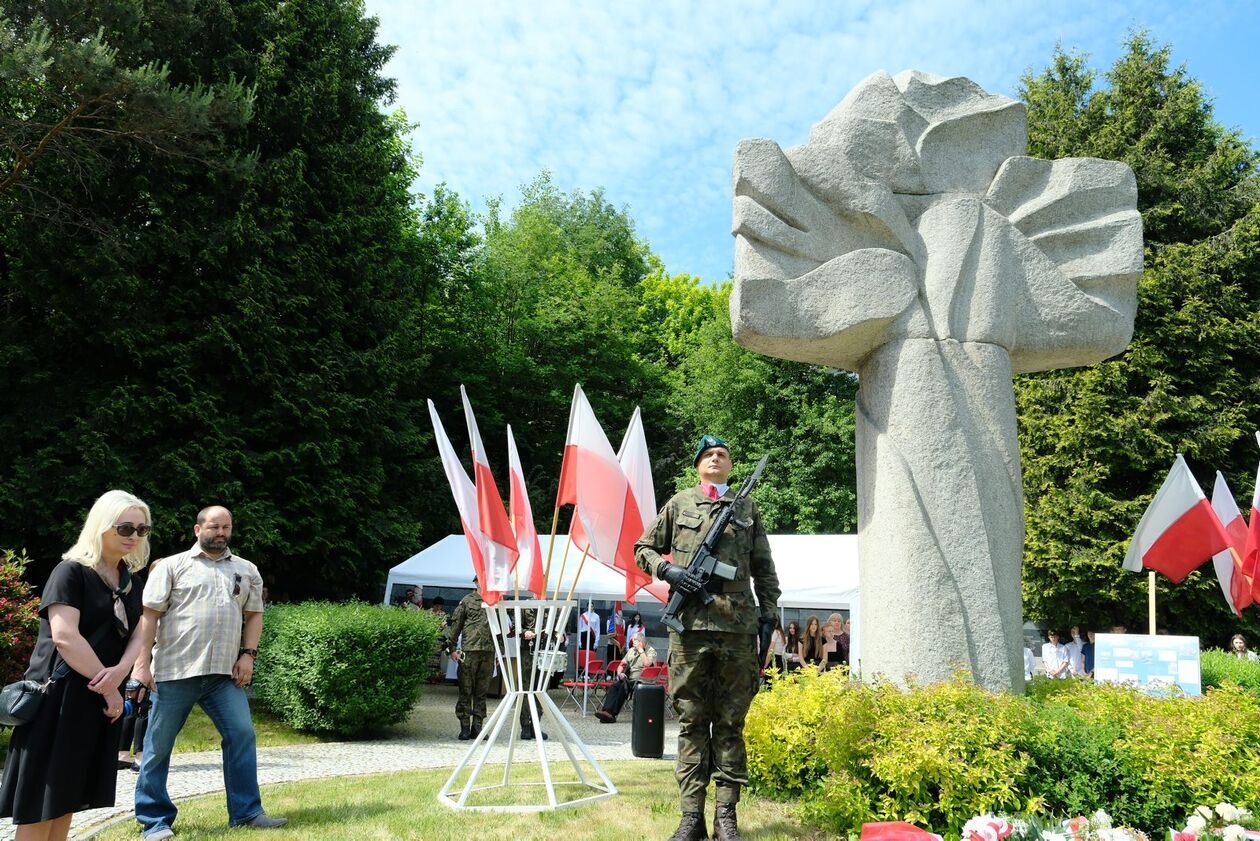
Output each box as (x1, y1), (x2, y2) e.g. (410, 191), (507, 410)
(635, 486), (780, 635)
(445, 591), (493, 652)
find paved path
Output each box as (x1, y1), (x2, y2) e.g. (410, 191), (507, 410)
(3, 685), (675, 839)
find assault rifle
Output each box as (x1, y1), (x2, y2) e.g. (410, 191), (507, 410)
(660, 454), (769, 635)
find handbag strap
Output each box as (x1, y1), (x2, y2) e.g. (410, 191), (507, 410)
(47, 620), (121, 684)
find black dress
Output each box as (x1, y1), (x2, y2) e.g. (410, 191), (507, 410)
(0, 560), (143, 824)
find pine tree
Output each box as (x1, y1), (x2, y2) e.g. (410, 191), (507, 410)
(1016, 33), (1260, 641)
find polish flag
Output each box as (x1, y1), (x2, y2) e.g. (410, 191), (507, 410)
(427, 400), (490, 602)
(555, 385), (639, 591)
(460, 387), (518, 601)
(1123, 454), (1232, 583)
(1241, 431), (1260, 603)
(1210, 471), (1252, 616)
(617, 407), (666, 603)
(506, 425), (545, 597)
(859, 823), (942, 841)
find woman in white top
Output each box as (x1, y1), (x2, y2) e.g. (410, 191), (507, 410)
(1041, 629), (1070, 679)
(763, 617), (787, 671)
(1066, 625), (1086, 676)
(1230, 634), (1260, 661)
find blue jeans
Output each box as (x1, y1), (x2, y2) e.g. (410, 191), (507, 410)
(135, 675), (262, 836)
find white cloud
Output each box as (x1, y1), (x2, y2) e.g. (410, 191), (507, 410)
(364, 0), (1253, 282)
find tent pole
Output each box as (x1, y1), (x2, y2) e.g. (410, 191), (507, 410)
(565, 544), (593, 601)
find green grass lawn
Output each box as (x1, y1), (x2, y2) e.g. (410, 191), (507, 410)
(2, 706), (319, 765)
(93, 762), (826, 840)
(167, 706), (325, 753)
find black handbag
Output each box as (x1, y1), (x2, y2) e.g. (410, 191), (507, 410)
(0, 622), (116, 727)
(0, 662), (70, 727)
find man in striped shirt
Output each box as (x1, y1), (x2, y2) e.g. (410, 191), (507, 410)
(132, 506), (286, 840)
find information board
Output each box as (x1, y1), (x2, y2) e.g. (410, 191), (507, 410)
(1093, 633), (1201, 696)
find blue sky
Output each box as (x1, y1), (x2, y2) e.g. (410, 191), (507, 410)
(363, 0), (1258, 283)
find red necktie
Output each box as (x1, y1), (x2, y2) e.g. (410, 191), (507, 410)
(702, 483), (719, 500)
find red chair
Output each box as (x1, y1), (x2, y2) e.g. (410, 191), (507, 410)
(638, 664), (662, 683)
(593, 659), (622, 702)
(624, 664), (662, 715)
(562, 656), (606, 712)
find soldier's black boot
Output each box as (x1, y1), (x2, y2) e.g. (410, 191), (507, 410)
(712, 804), (742, 841)
(520, 725), (549, 741)
(470, 721), (482, 739)
(667, 811), (708, 841)
(457, 723), (471, 740)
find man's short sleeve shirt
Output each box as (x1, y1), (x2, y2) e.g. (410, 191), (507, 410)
(144, 544), (264, 682)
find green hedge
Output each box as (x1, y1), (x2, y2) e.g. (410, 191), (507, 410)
(253, 602), (441, 737)
(746, 669), (1260, 837)
(1201, 648), (1260, 694)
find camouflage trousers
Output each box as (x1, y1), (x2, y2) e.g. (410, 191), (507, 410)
(518, 652), (538, 729)
(668, 630), (760, 812)
(455, 650), (494, 727)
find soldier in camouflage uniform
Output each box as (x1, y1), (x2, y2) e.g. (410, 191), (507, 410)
(515, 607), (548, 741)
(444, 583), (494, 740)
(636, 435), (780, 841)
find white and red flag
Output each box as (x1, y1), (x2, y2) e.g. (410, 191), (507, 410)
(1240, 431), (1260, 604)
(1123, 454), (1232, 583)
(427, 399), (491, 602)
(506, 424), (545, 596)
(460, 387), (518, 600)
(555, 385), (654, 599)
(617, 407), (669, 603)
(1210, 471), (1252, 616)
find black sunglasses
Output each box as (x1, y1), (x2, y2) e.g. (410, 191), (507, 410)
(113, 523), (151, 538)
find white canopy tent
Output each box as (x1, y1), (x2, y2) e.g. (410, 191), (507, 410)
(384, 533), (862, 669)
(384, 533), (858, 609)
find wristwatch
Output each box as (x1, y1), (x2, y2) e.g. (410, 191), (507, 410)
(238, 647), (259, 658)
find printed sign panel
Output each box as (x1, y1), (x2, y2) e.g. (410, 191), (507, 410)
(1093, 633), (1200, 696)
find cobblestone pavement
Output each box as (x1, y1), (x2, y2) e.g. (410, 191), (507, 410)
(1, 684), (676, 839)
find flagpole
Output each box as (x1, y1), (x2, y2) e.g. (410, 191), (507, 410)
(565, 543), (593, 601)
(1148, 571), (1157, 635)
(543, 505), (562, 597)
(509, 493), (520, 603)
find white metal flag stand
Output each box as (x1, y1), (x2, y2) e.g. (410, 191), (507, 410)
(438, 598), (617, 812)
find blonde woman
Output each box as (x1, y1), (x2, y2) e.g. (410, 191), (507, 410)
(0, 491), (150, 841)
(763, 617), (787, 672)
(823, 613), (845, 670)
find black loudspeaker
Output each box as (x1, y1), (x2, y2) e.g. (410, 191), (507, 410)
(631, 683), (665, 758)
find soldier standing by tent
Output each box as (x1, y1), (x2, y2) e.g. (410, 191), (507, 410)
(444, 579), (493, 740)
(636, 435), (780, 841)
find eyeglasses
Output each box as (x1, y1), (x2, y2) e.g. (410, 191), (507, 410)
(113, 523), (151, 538)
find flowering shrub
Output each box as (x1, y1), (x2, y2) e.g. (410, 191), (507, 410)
(747, 671), (1260, 837)
(0, 549), (40, 685)
(956, 810), (1149, 841)
(1171, 802), (1260, 841)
